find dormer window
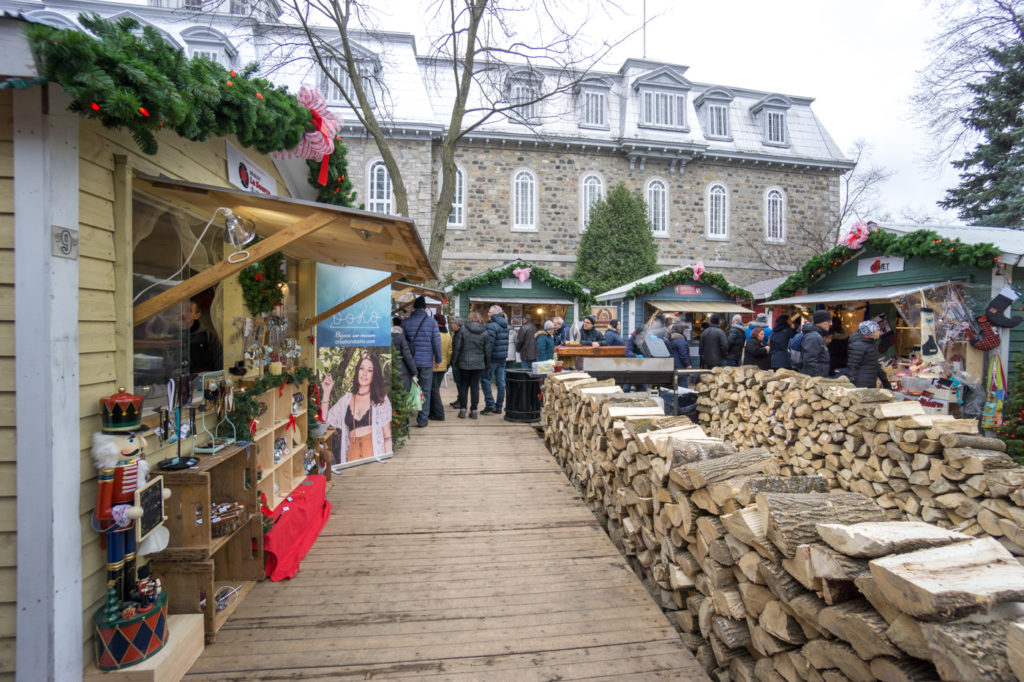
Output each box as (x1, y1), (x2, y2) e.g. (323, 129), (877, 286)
(632, 66), (692, 131)
(578, 76), (612, 130)
(319, 44), (380, 108)
(181, 26), (238, 68)
(506, 69), (544, 124)
(694, 87), (734, 140)
(751, 94), (792, 147)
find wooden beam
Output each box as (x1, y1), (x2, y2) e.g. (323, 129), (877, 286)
(133, 210), (337, 326)
(112, 154), (133, 387)
(302, 272), (403, 331)
(391, 286), (414, 300)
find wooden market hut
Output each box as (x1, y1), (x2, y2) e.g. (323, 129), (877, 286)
(0, 17), (435, 678)
(595, 267), (753, 340)
(765, 223), (1024, 405)
(446, 260), (593, 340)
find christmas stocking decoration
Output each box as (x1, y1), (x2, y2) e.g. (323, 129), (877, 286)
(919, 307), (943, 362)
(984, 286), (1023, 328)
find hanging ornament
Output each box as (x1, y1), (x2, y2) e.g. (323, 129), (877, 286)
(692, 261), (705, 281)
(272, 85), (343, 186)
(512, 266), (532, 283)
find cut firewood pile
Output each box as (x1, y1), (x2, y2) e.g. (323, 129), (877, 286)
(541, 370), (1024, 681)
(695, 366), (1024, 558)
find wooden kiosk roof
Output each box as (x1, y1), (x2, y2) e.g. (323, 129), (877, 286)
(132, 174), (436, 326)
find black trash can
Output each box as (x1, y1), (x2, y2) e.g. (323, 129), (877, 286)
(505, 369), (543, 422)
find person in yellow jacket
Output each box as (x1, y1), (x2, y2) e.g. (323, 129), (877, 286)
(429, 312), (453, 421)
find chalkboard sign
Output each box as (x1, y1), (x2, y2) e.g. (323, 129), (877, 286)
(135, 475), (166, 544)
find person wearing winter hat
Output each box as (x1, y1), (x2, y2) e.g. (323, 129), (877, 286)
(536, 320), (556, 362)
(429, 313), (453, 421)
(604, 319), (625, 347)
(402, 295), (442, 427)
(846, 319), (891, 389)
(481, 305), (509, 414)
(746, 312), (773, 342)
(700, 314), (729, 369)
(799, 310), (833, 377)
(578, 314), (605, 347)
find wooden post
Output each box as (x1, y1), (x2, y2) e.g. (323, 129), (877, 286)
(112, 154), (133, 387)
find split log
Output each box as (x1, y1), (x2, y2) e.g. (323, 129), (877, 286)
(884, 613), (932, 660)
(805, 543), (870, 580)
(938, 433), (1005, 451)
(760, 600), (807, 645)
(815, 521), (971, 558)
(920, 619), (1013, 682)
(800, 640), (874, 682)
(756, 492), (887, 558)
(869, 537), (1024, 621)
(868, 657), (941, 682)
(1007, 621), (1024, 682)
(817, 599), (901, 659)
(670, 448), (773, 490)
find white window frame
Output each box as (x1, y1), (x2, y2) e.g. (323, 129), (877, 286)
(646, 178), (669, 238)
(367, 159), (393, 215)
(765, 187), (787, 243)
(190, 47), (221, 64)
(639, 89), (688, 130)
(511, 169), (537, 232)
(706, 103), (730, 139)
(510, 82), (539, 123)
(445, 165), (466, 229)
(579, 89), (609, 129)
(766, 110), (788, 145)
(706, 183), (729, 241)
(579, 173), (605, 232)
(321, 60), (375, 108)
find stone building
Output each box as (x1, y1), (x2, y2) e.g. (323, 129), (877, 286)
(26, 0), (853, 286)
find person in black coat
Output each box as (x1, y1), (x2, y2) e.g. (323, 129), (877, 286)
(604, 319), (625, 347)
(724, 314), (746, 366)
(450, 311), (491, 418)
(847, 320), (891, 389)
(768, 314), (795, 369)
(700, 315), (729, 369)
(667, 321), (692, 370)
(743, 326), (770, 370)
(800, 310), (833, 377)
(578, 315), (606, 346)
(391, 316), (417, 392)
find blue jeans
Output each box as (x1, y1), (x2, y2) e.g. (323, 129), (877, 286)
(416, 365), (433, 425)
(481, 360), (506, 410)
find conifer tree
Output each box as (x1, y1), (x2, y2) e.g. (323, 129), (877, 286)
(941, 40), (1024, 227)
(573, 182), (660, 295)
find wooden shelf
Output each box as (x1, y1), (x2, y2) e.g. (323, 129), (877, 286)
(209, 580), (256, 636)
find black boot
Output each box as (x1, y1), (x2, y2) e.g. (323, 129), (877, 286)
(458, 409), (466, 419)
(985, 287), (1024, 328)
(469, 409), (478, 419)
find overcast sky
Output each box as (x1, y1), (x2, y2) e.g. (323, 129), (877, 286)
(370, 0), (963, 224)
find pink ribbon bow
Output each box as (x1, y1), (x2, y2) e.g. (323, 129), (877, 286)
(512, 267), (532, 282)
(840, 221), (870, 249)
(272, 85), (344, 186)
(692, 261), (705, 280)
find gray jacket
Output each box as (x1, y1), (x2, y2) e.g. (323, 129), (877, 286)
(452, 320), (491, 371)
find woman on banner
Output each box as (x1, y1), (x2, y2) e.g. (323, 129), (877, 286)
(320, 351), (393, 463)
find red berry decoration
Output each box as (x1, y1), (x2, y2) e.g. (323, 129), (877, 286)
(138, 107), (149, 117)
(90, 102), (100, 111)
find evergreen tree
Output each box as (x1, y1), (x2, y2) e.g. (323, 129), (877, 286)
(997, 347), (1024, 462)
(307, 142), (359, 207)
(940, 40), (1024, 227)
(573, 183), (660, 295)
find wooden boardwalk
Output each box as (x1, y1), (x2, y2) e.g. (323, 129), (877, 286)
(187, 387), (707, 680)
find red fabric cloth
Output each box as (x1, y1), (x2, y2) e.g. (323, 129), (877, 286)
(263, 475), (331, 581)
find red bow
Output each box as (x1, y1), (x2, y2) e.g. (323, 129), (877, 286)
(286, 413), (298, 432)
(248, 419), (258, 435)
(278, 384), (286, 398)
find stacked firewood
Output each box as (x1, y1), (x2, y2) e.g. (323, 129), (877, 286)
(542, 371), (1024, 681)
(695, 367), (1024, 557)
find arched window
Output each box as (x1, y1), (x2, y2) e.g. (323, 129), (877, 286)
(706, 184), (728, 239)
(580, 174), (604, 231)
(765, 188), (786, 243)
(512, 169), (537, 231)
(447, 166), (466, 227)
(368, 161), (392, 214)
(646, 179), (668, 236)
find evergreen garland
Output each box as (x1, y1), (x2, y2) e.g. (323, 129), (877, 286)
(390, 344), (412, 448)
(307, 140), (359, 207)
(996, 347), (1024, 464)
(223, 367), (318, 449)
(450, 261), (595, 312)
(25, 14), (312, 155)
(239, 245), (287, 315)
(771, 229), (1003, 300)
(625, 267), (753, 302)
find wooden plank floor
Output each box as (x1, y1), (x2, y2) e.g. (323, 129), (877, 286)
(187, 385), (708, 681)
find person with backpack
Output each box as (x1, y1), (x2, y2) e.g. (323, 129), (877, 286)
(700, 315), (729, 369)
(724, 314), (746, 366)
(799, 310), (833, 377)
(769, 314), (795, 369)
(847, 320), (892, 389)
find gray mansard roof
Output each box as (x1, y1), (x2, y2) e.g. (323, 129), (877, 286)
(13, 0), (850, 170)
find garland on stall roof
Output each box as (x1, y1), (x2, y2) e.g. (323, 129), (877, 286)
(771, 229), (1003, 300)
(624, 267), (753, 302)
(450, 261), (595, 311)
(223, 367), (318, 449)
(239, 244), (287, 315)
(25, 14), (313, 155)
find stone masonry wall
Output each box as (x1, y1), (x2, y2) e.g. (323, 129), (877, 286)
(340, 134), (842, 286)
